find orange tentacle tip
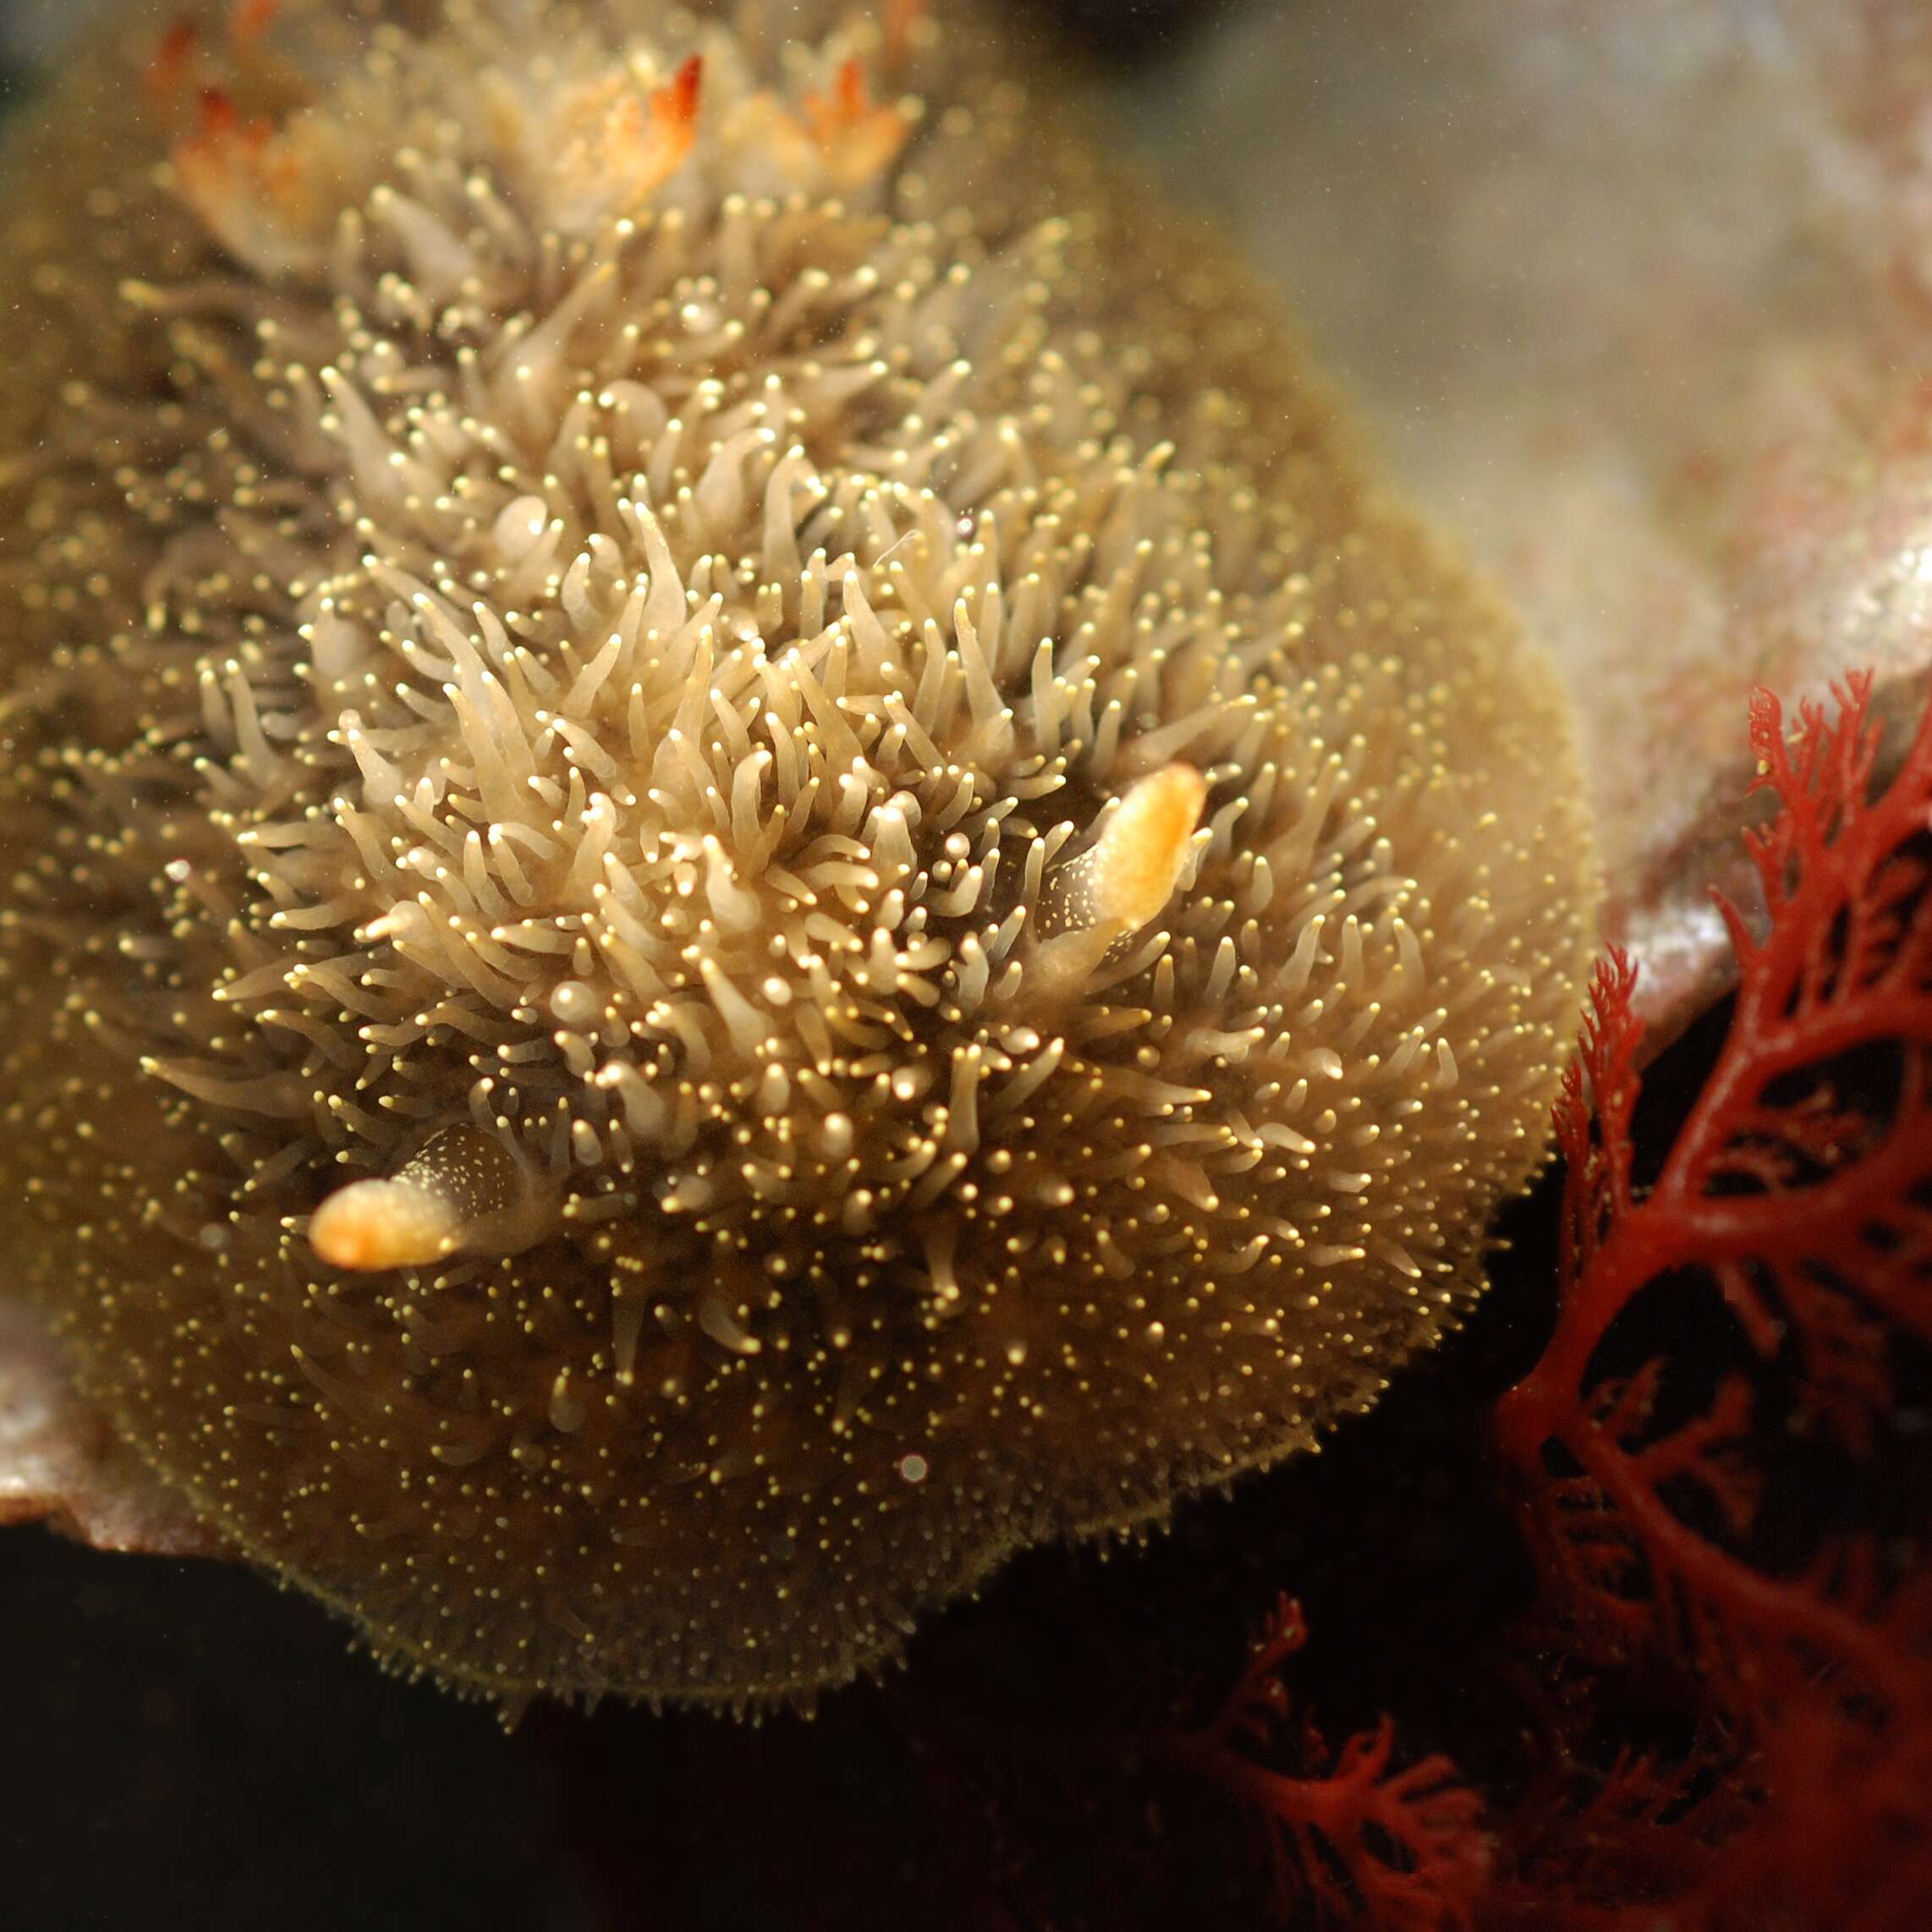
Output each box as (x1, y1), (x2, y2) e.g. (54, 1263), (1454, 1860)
(801, 58), (912, 188)
(144, 20), (201, 103)
(655, 52), (704, 134)
(804, 58), (868, 146)
(184, 85), (251, 151)
(644, 52), (704, 178)
(169, 86), (327, 277)
(228, 0), (283, 50)
(549, 56), (701, 231)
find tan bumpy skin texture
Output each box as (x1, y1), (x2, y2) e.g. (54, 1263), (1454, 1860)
(0, 0), (1600, 1706)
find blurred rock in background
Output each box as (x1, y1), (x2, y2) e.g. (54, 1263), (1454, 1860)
(1122, 0), (1932, 1035)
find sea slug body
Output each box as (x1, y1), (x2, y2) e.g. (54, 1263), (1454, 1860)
(0, 0), (1598, 1704)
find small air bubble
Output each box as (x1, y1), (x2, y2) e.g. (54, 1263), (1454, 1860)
(550, 980), (599, 1025)
(492, 494), (548, 558)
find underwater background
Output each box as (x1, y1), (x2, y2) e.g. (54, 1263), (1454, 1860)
(2, 3), (1928, 1929)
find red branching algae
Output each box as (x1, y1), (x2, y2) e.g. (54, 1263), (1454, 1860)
(782, 676), (1932, 1930)
(1485, 673), (1932, 1929)
(1140, 1596), (1489, 1931)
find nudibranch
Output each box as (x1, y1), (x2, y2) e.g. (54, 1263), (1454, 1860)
(0, 0), (1597, 1705)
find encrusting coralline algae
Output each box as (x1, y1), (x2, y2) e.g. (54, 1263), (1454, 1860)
(0, 0), (1597, 1705)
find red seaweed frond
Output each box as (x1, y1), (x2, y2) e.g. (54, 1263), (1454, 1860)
(1486, 1739), (1759, 1929)
(1554, 949), (1644, 1287)
(1145, 1599), (1491, 1932)
(1735, 672), (1883, 941)
(1500, 673), (1932, 1483)
(1492, 678), (1932, 1924)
